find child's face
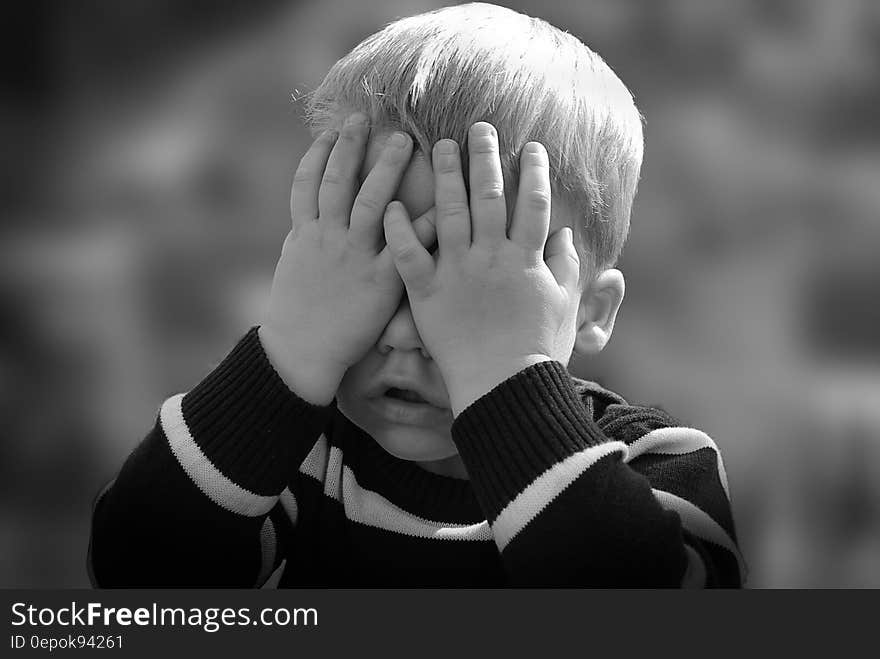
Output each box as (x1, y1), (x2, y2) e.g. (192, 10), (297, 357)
(335, 124), (577, 473)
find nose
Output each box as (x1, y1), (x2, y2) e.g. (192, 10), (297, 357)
(377, 294), (430, 358)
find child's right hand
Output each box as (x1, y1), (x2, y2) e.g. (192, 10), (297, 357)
(259, 113), (436, 405)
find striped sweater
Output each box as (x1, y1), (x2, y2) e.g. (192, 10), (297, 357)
(88, 328), (744, 588)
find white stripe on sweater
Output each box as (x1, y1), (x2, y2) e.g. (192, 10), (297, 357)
(254, 517), (277, 587)
(490, 442), (628, 551)
(279, 488), (298, 526)
(299, 435), (329, 481)
(323, 443), (344, 501)
(160, 394), (277, 516)
(626, 427), (731, 499)
(292, 434), (741, 578)
(297, 446), (492, 541)
(652, 488), (747, 579)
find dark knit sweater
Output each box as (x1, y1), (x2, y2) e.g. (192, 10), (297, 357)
(88, 328), (744, 587)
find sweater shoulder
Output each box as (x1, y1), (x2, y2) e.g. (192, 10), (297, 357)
(569, 375), (683, 444)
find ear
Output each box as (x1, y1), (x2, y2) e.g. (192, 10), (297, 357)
(573, 269), (625, 357)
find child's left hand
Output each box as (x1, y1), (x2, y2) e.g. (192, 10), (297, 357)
(383, 122), (581, 416)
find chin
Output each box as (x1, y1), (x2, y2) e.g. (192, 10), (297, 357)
(337, 392), (457, 462)
(369, 423), (458, 462)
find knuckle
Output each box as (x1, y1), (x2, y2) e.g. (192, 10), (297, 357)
(525, 189), (551, 210)
(473, 184), (505, 201)
(439, 200), (470, 217)
(320, 167), (349, 187)
(354, 194), (383, 214)
(292, 169), (317, 186)
(468, 141), (498, 156)
(393, 243), (420, 263)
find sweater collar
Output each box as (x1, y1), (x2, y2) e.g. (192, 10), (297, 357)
(331, 411), (486, 524)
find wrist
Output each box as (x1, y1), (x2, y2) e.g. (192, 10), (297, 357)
(441, 353), (554, 417)
(257, 325), (345, 406)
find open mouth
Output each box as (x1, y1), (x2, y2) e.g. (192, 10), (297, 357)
(370, 384), (451, 425)
(384, 387), (429, 404)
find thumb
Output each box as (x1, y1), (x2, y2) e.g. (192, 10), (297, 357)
(383, 201), (435, 293)
(544, 227), (580, 294)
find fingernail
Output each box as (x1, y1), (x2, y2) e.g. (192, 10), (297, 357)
(345, 112), (369, 127)
(389, 131), (409, 148)
(524, 142), (545, 155)
(471, 122), (495, 138)
(436, 139), (458, 155)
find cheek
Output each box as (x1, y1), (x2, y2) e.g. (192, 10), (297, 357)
(339, 351), (375, 389)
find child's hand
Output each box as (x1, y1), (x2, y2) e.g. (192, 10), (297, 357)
(383, 122), (581, 416)
(260, 113), (436, 405)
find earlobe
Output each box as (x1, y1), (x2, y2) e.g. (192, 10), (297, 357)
(572, 269), (625, 357)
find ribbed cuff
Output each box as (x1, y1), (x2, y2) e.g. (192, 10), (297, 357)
(451, 360), (608, 520)
(180, 327), (334, 495)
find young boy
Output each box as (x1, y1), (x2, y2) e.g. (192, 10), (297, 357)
(88, 2), (744, 587)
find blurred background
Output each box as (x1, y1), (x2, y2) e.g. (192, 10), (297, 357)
(2, 0), (879, 588)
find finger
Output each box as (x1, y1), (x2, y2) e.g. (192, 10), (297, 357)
(467, 122), (507, 246)
(432, 139), (471, 256)
(349, 131), (413, 249)
(510, 142), (552, 253)
(318, 112), (371, 229)
(383, 201), (435, 294)
(377, 207), (436, 276)
(291, 129), (339, 231)
(410, 206), (437, 252)
(544, 227), (580, 294)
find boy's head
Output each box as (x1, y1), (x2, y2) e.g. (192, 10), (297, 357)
(300, 3), (643, 471)
(304, 1), (644, 285)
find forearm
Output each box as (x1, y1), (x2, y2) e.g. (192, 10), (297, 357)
(451, 360), (741, 587)
(89, 328), (333, 587)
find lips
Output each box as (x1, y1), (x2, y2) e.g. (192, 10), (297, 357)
(369, 391), (451, 426)
(367, 372), (447, 411)
(385, 387), (428, 404)
(364, 371), (452, 425)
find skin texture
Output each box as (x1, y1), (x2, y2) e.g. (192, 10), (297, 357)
(263, 112), (626, 480)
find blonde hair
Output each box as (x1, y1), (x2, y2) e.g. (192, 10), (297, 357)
(303, 2), (643, 283)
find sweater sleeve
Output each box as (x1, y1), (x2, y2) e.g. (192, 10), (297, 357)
(88, 327), (334, 587)
(450, 360), (745, 588)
